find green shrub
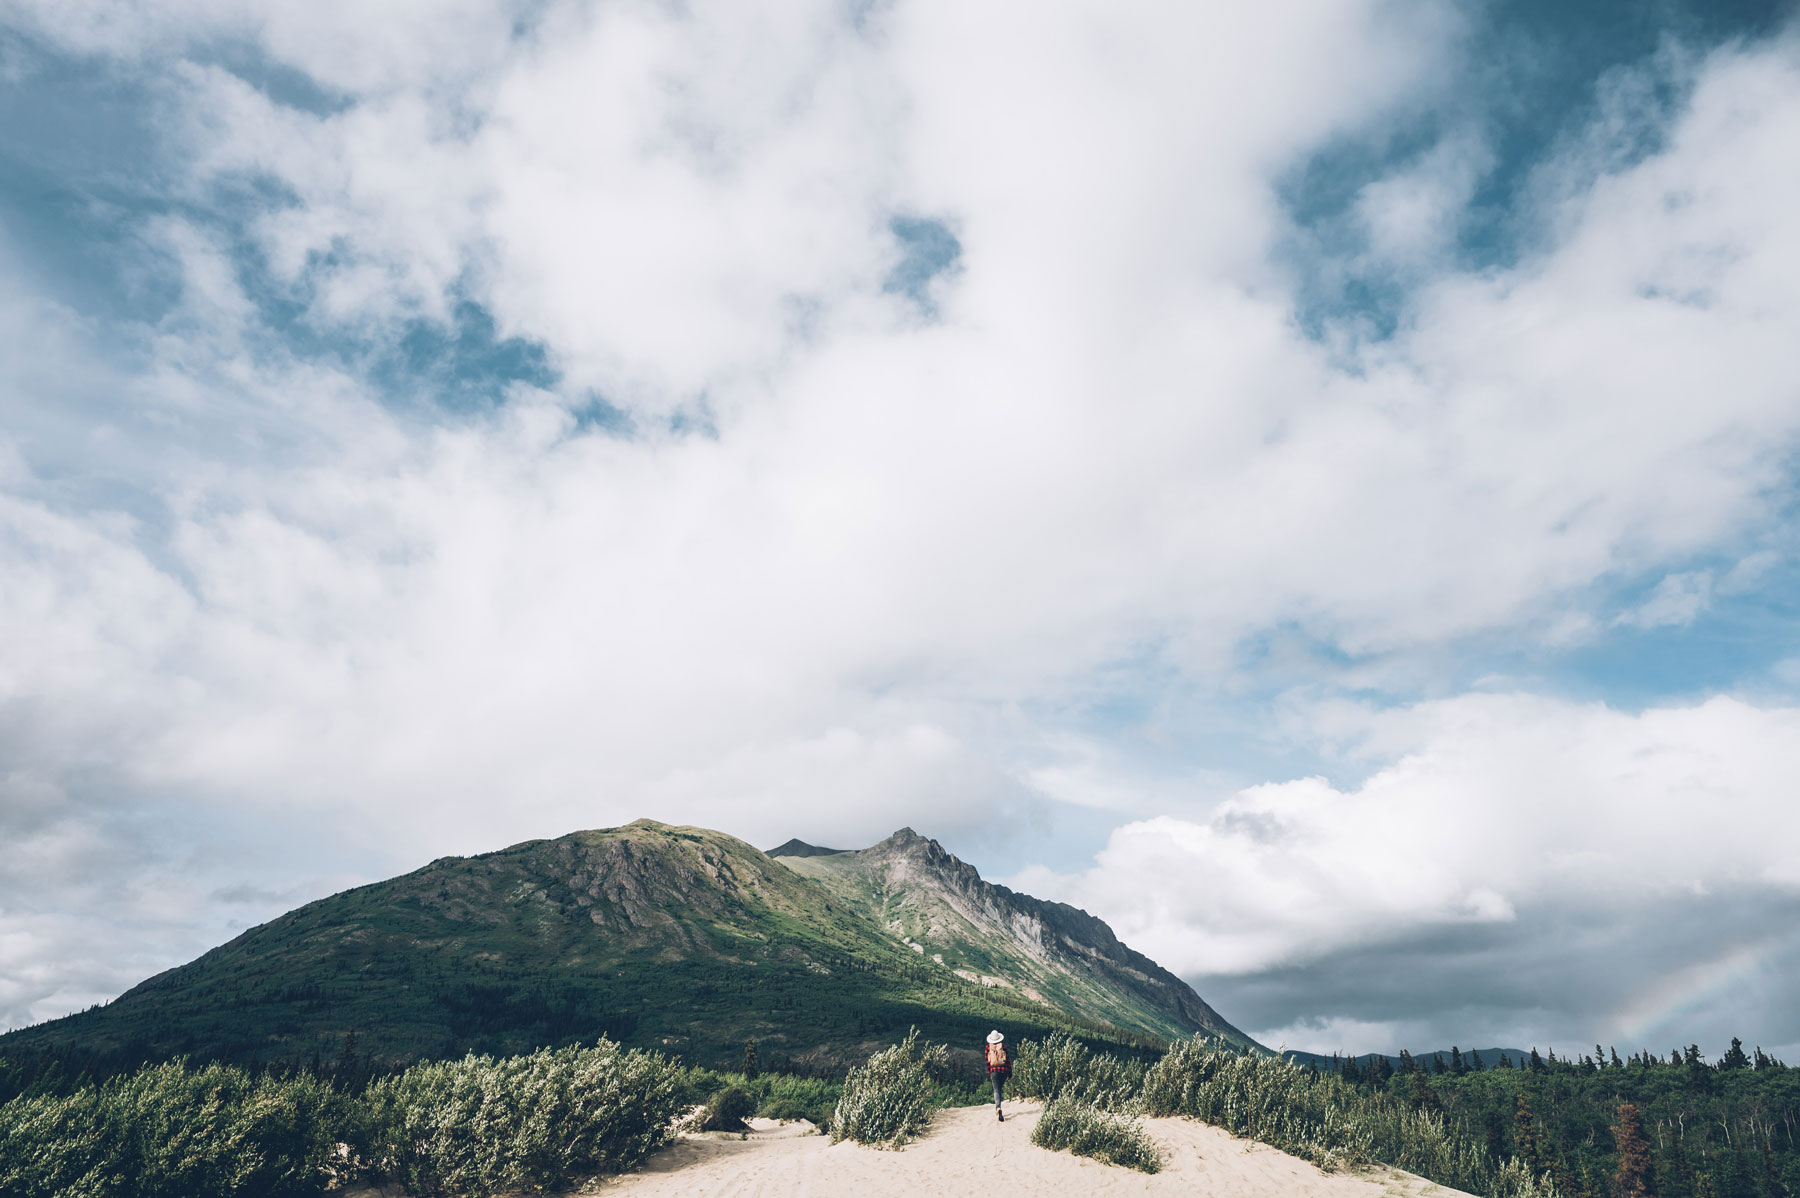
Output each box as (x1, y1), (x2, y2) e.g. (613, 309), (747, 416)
(1139, 1037), (1559, 1197)
(829, 1027), (949, 1148)
(698, 1085), (754, 1131)
(363, 1037), (685, 1195)
(676, 1068), (840, 1125)
(1141, 1036), (1374, 1172)
(1031, 1096), (1163, 1173)
(0, 1059), (346, 1198)
(1013, 1031), (1145, 1111)
(756, 1074), (838, 1124)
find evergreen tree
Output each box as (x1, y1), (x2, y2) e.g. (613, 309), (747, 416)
(1579, 1155), (1607, 1198)
(1547, 1145), (1578, 1198)
(1515, 1093), (1543, 1173)
(1667, 1140), (1695, 1198)
(1480, 1103), (1508, 1160)
(1499, 1050), (1513, 1069)
(1451, 1046), (1466, 1075)
(1398, 1049), (1417, 1074)
(1529, 1047), (1546, 1073)
(1611, 1046), (1624, 1069)
(743, 1039), (760, 1079)
(1412, 1069), (1434, 1110)
(1719, 1038), (1749, 1071)
(1613, 1102), (1655, 1198)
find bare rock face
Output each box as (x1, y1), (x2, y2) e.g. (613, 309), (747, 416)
(774, 829), (1254, 1047)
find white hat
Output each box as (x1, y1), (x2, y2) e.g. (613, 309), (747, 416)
(986, 1030), (1004, 1044)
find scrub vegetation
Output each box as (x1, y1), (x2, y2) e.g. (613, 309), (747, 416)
(828, 1027), (951, 1148)
(360, 1040), (685, 1195)
(2, 1039), (742, 1198)
(0, 1059), (346, 1198)
(1013, 1031), (1800, 1196)
(5, 1025), (1797, 1196)
(1030, 1096), (1163, 1173)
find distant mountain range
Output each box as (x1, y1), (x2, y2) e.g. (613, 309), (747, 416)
(1283, 1048), (1530, 1072)
(0, 820), (1256, 1073)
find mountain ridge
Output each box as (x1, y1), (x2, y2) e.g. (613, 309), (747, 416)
(771, 828), (1253, 1048)
(0, 820), (1253, 1074)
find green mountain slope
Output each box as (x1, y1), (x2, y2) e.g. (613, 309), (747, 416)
(0, 820), (1254, 1074)
(773, 829), (1255, 1048)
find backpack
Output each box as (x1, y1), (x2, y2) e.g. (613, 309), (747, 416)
(985, 1042), (1010, 1073)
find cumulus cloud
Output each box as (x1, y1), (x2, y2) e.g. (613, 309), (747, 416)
(1, 2), (1798, 1052)
(1018, 693), (1800, 1051)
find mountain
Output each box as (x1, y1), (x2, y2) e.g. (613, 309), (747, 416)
(763, 838), (848, 858)
(1283, 1048), (1530, 1072)
(0, 820), (1254, 1074)
(773, 829), (1253, 1048)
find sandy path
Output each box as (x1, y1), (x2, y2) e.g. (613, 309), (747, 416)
(590, 1101), (1471, 1197)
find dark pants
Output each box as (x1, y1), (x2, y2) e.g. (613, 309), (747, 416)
(990, 1072), (1006, 1106)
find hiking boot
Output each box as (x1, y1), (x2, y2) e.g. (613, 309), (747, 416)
(996, 1109), (1004, 1122)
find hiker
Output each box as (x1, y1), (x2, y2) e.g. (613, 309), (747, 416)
(985, 1030), (1012, 1121)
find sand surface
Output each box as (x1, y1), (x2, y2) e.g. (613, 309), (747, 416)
(588, 1101), (1472, 1197)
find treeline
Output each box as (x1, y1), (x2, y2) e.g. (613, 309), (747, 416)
(1310, 1039), (1800, 1198)
(1010, 1030), (1800, 1198)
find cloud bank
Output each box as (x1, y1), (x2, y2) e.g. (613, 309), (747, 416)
(1016, 693), (1800, 1052)
(0, 1), (1797, 1053)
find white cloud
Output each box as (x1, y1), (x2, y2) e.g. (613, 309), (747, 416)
(1, 5), (1799, 1045)
(1355, 134), (1492, 267)
(1020, 692), (1800, 1046)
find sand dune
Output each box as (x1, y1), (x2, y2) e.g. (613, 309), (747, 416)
(590, 1101), (1473, 1197)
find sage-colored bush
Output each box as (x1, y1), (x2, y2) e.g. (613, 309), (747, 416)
(1012, 1031), (1145, 1112)
(0, 1060), (345, 1198)
(1140, 1037), (1558, 1197)
(363, 1038), (685, 1195)
(1030, 1096), (1162, 1173)
(1140, 1036), (1374, 1172)
(829, 1027), (949, 1148)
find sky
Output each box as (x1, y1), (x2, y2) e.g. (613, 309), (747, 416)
(1, 0), (1798, 1061)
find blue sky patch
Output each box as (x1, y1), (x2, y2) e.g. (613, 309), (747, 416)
(1280, 0), (1790, 341)
(884, 215), (961, 315)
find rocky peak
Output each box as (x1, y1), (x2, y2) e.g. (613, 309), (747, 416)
(765, 838), (848, 858)
(774, 823), (1256, 1047)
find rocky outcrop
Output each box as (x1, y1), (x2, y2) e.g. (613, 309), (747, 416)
(773, 829), (1256, 1047)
